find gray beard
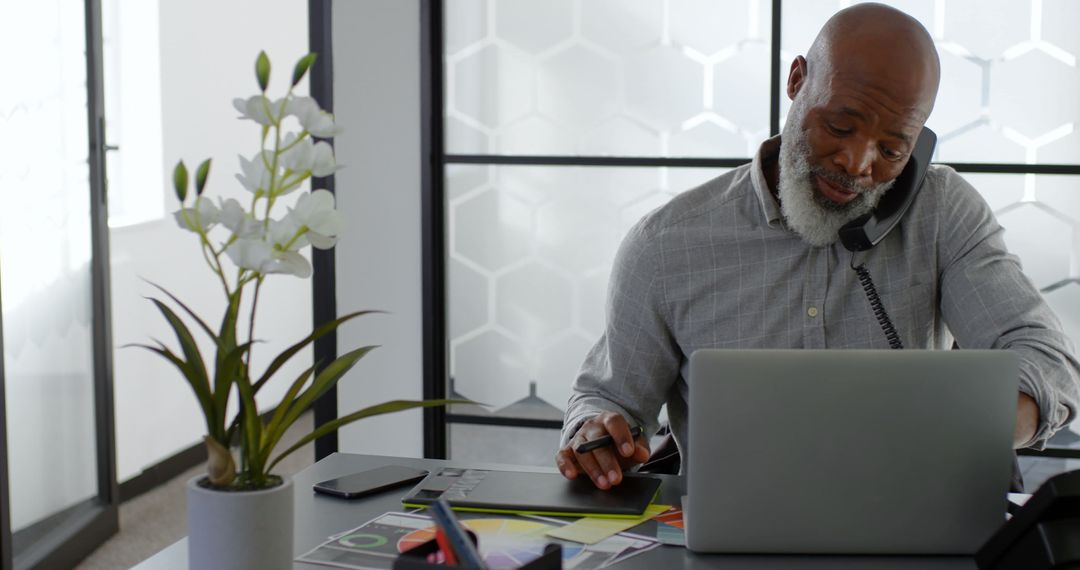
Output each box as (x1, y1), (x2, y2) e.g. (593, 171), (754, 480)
(777, 105), (895, 247)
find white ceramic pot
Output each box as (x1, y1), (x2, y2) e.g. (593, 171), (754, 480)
(186, 475), (294, 570)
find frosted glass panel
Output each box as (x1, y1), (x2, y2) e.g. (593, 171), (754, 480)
(0, 0), (100, 532)
(450, 423), (561, 467)
(779, 0), (1080, 165)
(447, 166), (727, 417)
(445, 0), (772, 157)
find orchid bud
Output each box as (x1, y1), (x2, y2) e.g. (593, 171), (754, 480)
(173, 160), (189, 202)
(195, 158), (211, 196)
(292, 53), (317, 88)
(255, 51), (270, 92)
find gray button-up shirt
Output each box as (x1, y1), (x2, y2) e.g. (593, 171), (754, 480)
(563, 136), (1080, 457)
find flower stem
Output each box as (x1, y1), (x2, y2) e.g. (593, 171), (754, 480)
(245, 276), (264, 377)
(278, 130), (309, 153)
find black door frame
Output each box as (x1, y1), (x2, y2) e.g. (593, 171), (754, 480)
(308, 0), (340, 462)
(0, 0), (119, 567)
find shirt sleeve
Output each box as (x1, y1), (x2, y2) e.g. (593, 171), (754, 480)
(560, 218), (682, 448)
(937, 167), (1080, 449)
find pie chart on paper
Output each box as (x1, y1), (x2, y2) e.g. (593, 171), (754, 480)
(398, 518), (583, 569)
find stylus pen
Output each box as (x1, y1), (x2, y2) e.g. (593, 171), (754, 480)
(575, 425), (645, 454)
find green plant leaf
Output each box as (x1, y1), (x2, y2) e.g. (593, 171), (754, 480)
(267, 399), (469, 473)
(233, 363), (262, 474)
(145, 280), (217, 341)
(275, 345), (379, 436)
(195, 158), (212, 196)
(173, 160), (188, 202)
(150, 298), (210, 394)
(128, 342), (216, 437)
(212, 291), (244, 431)
(258, 364), (317, 467)
(253, 310), (381, 393)
(255, 51), (270, 92)
(291, 53), (317, 87)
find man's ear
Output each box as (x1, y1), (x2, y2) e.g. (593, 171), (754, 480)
(787, 56), (808, 100)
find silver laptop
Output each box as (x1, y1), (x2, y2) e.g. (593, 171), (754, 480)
(685, 349), (1018, 555)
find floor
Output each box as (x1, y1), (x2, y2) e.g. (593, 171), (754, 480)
(74, 412), (315, 570)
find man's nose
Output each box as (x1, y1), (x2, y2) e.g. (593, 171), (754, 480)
(833, 139), (875, 180)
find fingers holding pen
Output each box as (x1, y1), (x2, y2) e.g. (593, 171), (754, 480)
(574, 444), (614, 489)
(555, 448), (579, 480)
(556, 413), (650, 490)
(602, 414), (638, 458)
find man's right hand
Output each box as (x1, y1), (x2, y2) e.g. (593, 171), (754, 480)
(555, 412), (651, 490)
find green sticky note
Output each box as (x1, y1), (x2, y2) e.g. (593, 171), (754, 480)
(544, 504), (671, 544)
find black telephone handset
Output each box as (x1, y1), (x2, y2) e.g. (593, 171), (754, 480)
(837, 127), (937, 350)
(975, 470), (1080, 569)
(838, 127), (938, 252)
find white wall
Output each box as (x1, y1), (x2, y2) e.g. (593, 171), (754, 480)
(333, 0), (426, 456)
(110, 0), (311, 481)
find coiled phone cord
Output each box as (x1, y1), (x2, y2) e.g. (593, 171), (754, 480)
(850, 253), (904, 350)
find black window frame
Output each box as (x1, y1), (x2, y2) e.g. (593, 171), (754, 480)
(420, 0), (1080, 460)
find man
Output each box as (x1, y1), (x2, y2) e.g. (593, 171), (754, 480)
(556, 3), (1080, 490)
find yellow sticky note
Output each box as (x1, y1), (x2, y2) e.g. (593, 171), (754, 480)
(545, 504), (671, 544)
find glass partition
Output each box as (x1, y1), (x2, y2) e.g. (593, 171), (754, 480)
(442, 0), (1080, 463)
(0, 0), (116, 566)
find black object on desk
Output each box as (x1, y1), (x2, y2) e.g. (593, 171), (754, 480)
(976, 470), (1080, 569)
(313, 465), (430, 499)
(402, 467), (661, 517)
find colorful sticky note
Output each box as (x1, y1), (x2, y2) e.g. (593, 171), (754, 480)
(545, 504), (671, 544)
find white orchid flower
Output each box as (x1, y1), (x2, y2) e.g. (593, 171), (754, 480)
(288, 189), (342, 249)
(218, 198), (262, 239)
(286, 96), (342, 138)
(225, 236), (312, 278)
(225, 237), (273, 273)
(236, 152), (273, 196)
(281, 134), (315, 173)
(281, 135), (338, 180)
(273, 250), (312, 277)
(268, 215), (308, 251)
(310, 141), (338, 177)
(231, 95), (286, 126)
(173, 197), (220, 232)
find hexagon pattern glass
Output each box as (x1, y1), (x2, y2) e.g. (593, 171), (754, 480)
(445, 0), (773, 157)
(448, 166), (1080, 451)
(447, 166), (726, 418)
(446, 1), (1080, 460)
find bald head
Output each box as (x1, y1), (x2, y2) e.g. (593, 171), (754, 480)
(801, 3), (940, 121)
(772, 3), (942, 229)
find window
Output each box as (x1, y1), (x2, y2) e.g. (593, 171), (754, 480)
(439, 0), (1080, 463)
(102, 0), (166, 227)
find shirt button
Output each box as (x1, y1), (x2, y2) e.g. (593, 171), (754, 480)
(807, 307), (819, 317)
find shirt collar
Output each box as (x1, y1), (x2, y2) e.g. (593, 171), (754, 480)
(751, 135), (784, 227)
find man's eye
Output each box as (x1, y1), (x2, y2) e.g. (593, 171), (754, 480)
(826, 123), (851, 136)
(880, 145), (903, 160)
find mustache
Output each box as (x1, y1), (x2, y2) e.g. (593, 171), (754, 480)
(808, 165), (877, 194)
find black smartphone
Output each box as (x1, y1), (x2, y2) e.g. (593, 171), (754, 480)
(312, 465), (429, 499)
